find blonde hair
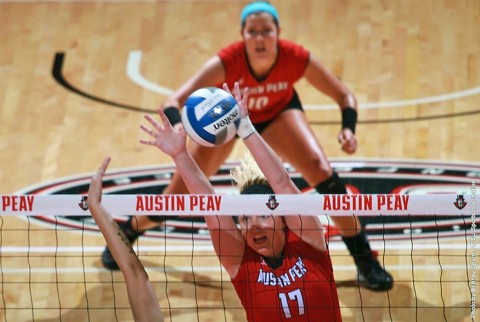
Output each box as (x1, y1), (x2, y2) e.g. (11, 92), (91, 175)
(231, 152), (270, 193)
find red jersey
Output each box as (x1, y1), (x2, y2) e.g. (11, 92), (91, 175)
(217, 39), (310, 123)
(231, 230), (342, 322)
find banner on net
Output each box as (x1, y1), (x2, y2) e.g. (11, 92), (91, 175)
(0, 194), (477, 216)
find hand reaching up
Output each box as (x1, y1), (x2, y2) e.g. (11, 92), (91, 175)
(140, 108), (187, 158)
(222, 82), (256, 139)
(88, 156), (110, 208)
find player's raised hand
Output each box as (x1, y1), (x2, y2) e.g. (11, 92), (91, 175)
(88, 156), (110, 207)
(223, 82), (255, 139)
(140, 109), (187, 157)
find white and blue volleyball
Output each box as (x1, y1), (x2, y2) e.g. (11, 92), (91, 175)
(182, 87), (240, 147)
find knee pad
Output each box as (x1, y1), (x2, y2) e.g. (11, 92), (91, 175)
(315, 172), (347, 195)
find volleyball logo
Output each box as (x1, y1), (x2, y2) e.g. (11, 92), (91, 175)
(182, 87), (240, 147)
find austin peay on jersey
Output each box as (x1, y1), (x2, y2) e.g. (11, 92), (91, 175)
(231, 230), (342, 321)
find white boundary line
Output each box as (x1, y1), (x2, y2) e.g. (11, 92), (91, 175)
(126, 51), (174, 96)
(126, 50), (480, 110)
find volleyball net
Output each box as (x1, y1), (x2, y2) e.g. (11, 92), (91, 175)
(0, 193), (478, 321)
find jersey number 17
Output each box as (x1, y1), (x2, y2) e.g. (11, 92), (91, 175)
(278, 289), (305, 318)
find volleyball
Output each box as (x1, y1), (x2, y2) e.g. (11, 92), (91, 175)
(182, 87), (241, 147)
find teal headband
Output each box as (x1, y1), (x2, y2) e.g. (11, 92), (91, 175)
(240, 1), (279, 26)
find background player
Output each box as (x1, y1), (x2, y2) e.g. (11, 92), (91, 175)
(102, 0), (393, 291)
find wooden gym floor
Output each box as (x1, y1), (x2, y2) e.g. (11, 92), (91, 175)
(0, 0), (479, 321)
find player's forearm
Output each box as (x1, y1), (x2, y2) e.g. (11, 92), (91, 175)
(89, 203), (142, 271)
(128, 278), (164, 322)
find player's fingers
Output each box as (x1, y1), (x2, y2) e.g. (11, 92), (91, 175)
(139, 124), (158, 138)
(99, 156), (110, 173)
(176, 125), (186, 136)
(94, 157), (110, 180)
(233, 82), (240, 96)
(89, 157), (110, 201)
(156, 108), (171, 126)
(231, 82), (242, 103)
(139, 139), (155, 146)
(144, 114), (165, 134)
(222, 83), (231, 95)
(242, 87), (249, 105)
(237, 87), (249, 116)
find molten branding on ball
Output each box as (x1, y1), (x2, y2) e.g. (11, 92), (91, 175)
(213, 108), (239, 130)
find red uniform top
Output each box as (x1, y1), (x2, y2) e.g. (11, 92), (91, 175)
(217, 39), (310, 123)
(231, 229), (342, 322)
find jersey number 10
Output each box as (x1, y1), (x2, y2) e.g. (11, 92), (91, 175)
(248, 96), (269, 110)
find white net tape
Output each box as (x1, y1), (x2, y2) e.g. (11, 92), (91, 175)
(0, 194), (477, 216)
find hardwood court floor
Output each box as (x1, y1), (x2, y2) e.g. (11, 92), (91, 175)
(1, 0), (479, 321)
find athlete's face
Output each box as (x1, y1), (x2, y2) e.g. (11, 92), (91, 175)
(241, 13), (279, 62)
(239, 215), (286, 258)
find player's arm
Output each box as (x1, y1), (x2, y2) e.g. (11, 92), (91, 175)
(162, 56), (226, 127)
(140, 109), (245, 278)
(226, 83), (327, 252)
(304, 54), (358, 154)
(245, 132), (326, 252)
(172, 150), (245, 278)
(87, 157), (163, 322)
